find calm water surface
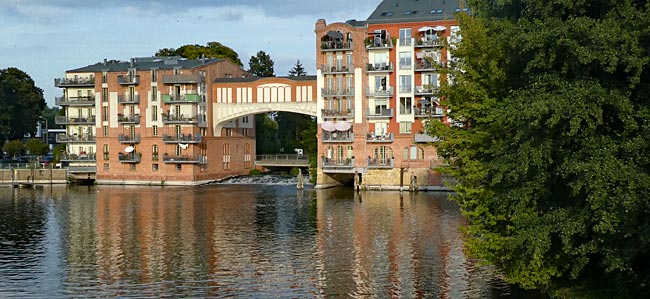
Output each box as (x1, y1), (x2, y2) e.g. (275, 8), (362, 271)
(0, 180), (512, 298)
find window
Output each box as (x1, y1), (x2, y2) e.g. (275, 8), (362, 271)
(242, 116), (249, 124)
(346, 54), (353, 69)
(103, 125), (108, 137)
(403, 146), (424, 160)
(104, 163), (109, 171)
(399, 28), (412, 46)
(151, 69), (157, 82)
(102, 72), (107, 84)
(152, 125), (158, 136)
(102, 106), (108, 122)
(103, 144), (109, 160)
(242, 128), (249, 136)
(176, 164), (182, 171)
(399, 52), (412, 69)
(175, 144), (182, 156)
(372, 146), (393, 164)
(326, 54), (333, 69)
(175, 125), (182, 138)
(399, 121), (412, 134)
(174, 67), (181, 75)
(153, 164), (159, 171)
(152, 106), (158, 122)
(225, 128), (232, 136)
(347, 145), (354, 159)
(102, 88), (108, 102)
(152, 144), (159, 161)
(152, 86), (157, 101)
(130, 164), (136, 171)
(399, 97), (412, 114)
(373, 52), (388, 68)
(399, 75), (412, 93)
(223, 143), (231, 170)
(375, 76), (387, 91)
(244, 143), (252, 169)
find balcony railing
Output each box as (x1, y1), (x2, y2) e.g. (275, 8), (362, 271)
(366, 86), (394, 97)
(320, 41), (353, 51)
(117, 114), (140, 124)
(415, 85), (437, 95)
(54, 76), (95, 87)
(367, 132), (394, 143)
(118, 94), (140, 104)
(415, 38), (443, 48)
(162, 133), (202, 143)
(162, 93), (201, 104)
(414, 133), (440, 143)
(366, 37), (393, 49)
(321, 64), (354, 74)
(366, 63), (394, 72)
(415, 107), (444, 118)
(56, 134), (96, 143)
(321, 109), (354, 120)
(367, 157), (395, 169)
(55, 115), (96, 125)
(321, 157), (355, 170)
(55, 96), (95, 106)
(161, 74), (203, 84)
(162, 154), (203, 164)
(367, 108), (394, 119)
(322, 131), (354, 143)
(118, 134), (141, 144)
(119, 153), (142, 163)
(321, 87), (354, 97)
(161, 113), (199, 124)
(117, 75), (140, 85)
(59, 153), (96, 162)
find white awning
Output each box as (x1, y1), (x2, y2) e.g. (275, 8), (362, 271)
(335, 121), (352, 131)
(322, 121), (336, 132)
(433, 25), (447, 31)
(124, 146), (134, 153)
(418, 26), (434, 32)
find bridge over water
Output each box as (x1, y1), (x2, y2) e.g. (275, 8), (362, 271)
(255, 155), (309, 168)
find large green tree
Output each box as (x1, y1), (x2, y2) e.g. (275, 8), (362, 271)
(0, 68), (46, 142)
(247, 50), (279, 154)
(278, 60), (314, 154)
(248, 50), (275, 77)
(155, 41), (243, 66)
(432, 1), (650, 297)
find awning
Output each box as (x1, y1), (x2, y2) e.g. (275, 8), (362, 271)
(418, 26), (434, 32)
(335, 121), (352, 131)
(322, 121), (336, 132)
(124, 146), (134, 153)
(433, 25), (447, 31)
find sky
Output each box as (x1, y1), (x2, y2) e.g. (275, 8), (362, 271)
(0, 0), (380, 107)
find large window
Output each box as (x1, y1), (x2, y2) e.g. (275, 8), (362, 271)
(399, 52), (412, 69)
(399, 75), (412, 93)
(399, 121), (412, 134)
(399, 97), (412, 114)
(399, 28), (412, 46)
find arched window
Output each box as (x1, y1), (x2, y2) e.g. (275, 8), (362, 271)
(403, 146), (424, 160)
(373, 146), (393, 164)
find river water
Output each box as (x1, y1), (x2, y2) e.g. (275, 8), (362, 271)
(0, 176), (515, 298)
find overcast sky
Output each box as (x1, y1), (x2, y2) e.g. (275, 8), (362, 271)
(0, 0), (379, 107)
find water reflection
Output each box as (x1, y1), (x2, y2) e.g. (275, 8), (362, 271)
(0, 185), (510, 298)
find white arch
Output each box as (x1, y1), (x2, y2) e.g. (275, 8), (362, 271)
(213, 102), (317, 137)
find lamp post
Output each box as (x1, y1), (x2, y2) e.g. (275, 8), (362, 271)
(38, 116), (48, 144)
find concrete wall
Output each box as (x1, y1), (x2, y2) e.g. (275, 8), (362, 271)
(0, 169), (68, 184)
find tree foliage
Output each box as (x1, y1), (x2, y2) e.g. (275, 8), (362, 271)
(3, 140), (24, 157)
(255, 114), (280, 154)
(155, 42), (243, 66)
(432, 1), (650, 297)
(0, 68), (46, 142)
(248, 50), (275, 77)
(288, 60), (308, 76)
(25, 139), (48, 156)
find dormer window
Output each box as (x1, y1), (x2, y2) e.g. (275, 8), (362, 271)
(381, 12), (393, 17)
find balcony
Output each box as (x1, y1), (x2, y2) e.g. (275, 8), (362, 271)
(161, 74), (203, 84)
(415, 59), (437, 71)
(118, 134), (141, 144)
(321, 109), (354, 120)
(366, 37), (393, 49)
(367, 108), (394, 119)
(55, 115), (96, 125)
(59, 153), (96, 162)
(117, 75), (140, 85)
(162, 93), (201, 104)
(163, 154), (203, 164)
(56, 134), (96, 143)
(414, 133), (440, 143)
(415, 107), (444, 118)
(366, 86), (394, 98)
(322, 131), (354, 143)
(162, 133), (202, 144)
(366, 63), (394, 73)
(367, 132), (394, 143)
(55, 96), (95, 106)
(118, 95), (140, 104)
(117, 114), (140, 125)
(321, 64), (354, 74)
(321, 87), (354, 97)
(119, 153), (142, 163)
(54, 76), (95, 87)
(162, 113), (199, 124)
(320, 41), (353, 51)
(415, 85), (437, 96)
(321, 157), (355, 173)
(368, 157), (394, 169)
(415, 38), (443, 48)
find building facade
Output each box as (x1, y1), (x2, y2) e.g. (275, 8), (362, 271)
(315, 0), (464, 189)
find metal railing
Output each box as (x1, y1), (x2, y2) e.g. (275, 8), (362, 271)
(320, 64), (354, 74)
(162, 133), (202, 143)
(367, 133), (394, 142)
(321, 108), (354, 119)
(117, 114), (140, 124)
(321, 87), (354, 97)
(56, 134), (96, 143)
(117, 94), (140, 104)
(321, 157), (355, 168)
(119, 153), (142, 163)
(366, 37), (393, 49)
(367, 108), (394, 118)
(161, 74), (203, 84)
(255, 155), (309, 166)
(162, 113), (199, 124)
(59, 153), (97, 161)
(320, 41), (353, 51)
(55, 96), (95, 106)
(55, 115), (96, 125)
(322, 131), (354, 143)
(54, 76), (95, 87)
(366, 86), (394, 97)
(117, 75), (140, 85)
(367, 158), (395, 169)
(415, 85), (437, 95)
(118, 134), (141, 144)
(161, 93), (201, 103)
(415, 38), (443, 48)
(162, 154), (203, 164)
(366, 62), (394, 72)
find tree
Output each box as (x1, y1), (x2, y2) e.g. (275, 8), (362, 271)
(3, 140), (24, 158)
(25, 139), (48, 156)
(248, 50), (275, 77)
(288, 60), (308, 76)
(155, 41), (243, 66)
(0, 68), (46, 141)
(255, 114), (280, 154)
(432, 2), (650, 297)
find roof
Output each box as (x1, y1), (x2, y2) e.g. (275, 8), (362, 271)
(367, 0), (469, 24)
(214, 76), (317, 83)
(67, 56), (225, 72)
(345, 19), (367, 27)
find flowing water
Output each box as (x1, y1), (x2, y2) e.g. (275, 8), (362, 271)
(0, 176), (516, 298)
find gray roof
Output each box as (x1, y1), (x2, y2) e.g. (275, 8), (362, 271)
(367, 0), (469, 24)
(67, 56), (224, 73)
(214, 76), (316, 83)
(345, 19), (367, 27)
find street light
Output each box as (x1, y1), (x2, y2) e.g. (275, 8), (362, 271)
(38, 116), (48, 144)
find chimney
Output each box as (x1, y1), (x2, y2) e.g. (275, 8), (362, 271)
(315, 19), (326, 31)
